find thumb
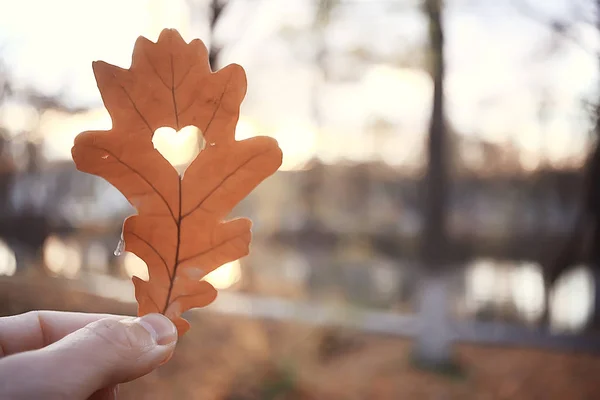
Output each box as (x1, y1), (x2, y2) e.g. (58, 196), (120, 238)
(0, 313), (178, 400)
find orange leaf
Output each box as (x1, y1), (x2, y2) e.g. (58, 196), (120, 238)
(71, 29), (283, 335)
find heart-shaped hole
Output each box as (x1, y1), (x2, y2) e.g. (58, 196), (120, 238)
(152, 126), (202, 171)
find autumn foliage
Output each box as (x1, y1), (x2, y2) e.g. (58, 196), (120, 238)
(71, 29), (283, 335)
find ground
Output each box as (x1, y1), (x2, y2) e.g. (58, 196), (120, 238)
(1, 275), (600, 399)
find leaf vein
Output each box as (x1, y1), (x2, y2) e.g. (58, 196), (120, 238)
(171, 54), (180, 129)
(181, 148), (272, 220)
(177, 230), (248, 265)
(80, 145), (177, 223)
(142, 49), (171, 90)
(128, 231), (172, 280)
(111, 73), (154, 134)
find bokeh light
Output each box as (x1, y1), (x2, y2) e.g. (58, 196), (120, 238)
(0, 240), (17, 277)
(550, 266), (595, 332)
(43, 236), (82, 279)
(123, 252), (150, 281)
(204, 259), (242, 290)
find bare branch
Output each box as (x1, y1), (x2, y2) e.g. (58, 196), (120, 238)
(509, 0), (597, 55)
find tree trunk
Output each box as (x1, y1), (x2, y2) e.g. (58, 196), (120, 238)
(542, 0), (600, 328)
(589, 268), (600, 331)
(208, 0), (225, 72)
(421, 0), (448, 268)
(413, 0), (453, 366)
(193, 0), (227, 153)
(587, 0), (600, 332)
(414, 272), (453, 365)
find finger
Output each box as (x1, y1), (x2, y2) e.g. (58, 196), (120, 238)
(0, 311), (130, 357)
(0, 313), (177, 400)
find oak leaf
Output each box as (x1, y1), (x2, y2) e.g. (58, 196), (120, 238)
(71, 29), (283, 335)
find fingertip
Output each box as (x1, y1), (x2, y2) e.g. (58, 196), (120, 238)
(159, 346), (175, 366)
(133, 313), (177, 346)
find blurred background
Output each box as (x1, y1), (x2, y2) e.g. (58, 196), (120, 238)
(1, 0), (600, 398)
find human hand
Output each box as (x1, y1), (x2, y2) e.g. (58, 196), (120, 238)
(0, 311), (178, 399)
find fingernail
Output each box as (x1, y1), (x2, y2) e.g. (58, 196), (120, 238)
(159, 349), (175, 366)
(135, 314), (178, 346)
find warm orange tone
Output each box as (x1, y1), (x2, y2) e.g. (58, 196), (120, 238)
(71, 29), (283, 335)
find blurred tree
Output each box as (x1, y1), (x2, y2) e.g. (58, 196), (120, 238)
(420, 0), (448, 268)
(276, 0), (425, 236)
(186, 0), (230, 71)
(186, 0), (231, 153)
(510, 0), (600, 330)
(303, 0), (336, 233)
(268, 0), (340, 286)
(208, 0), (227, 71)
(413, 0), (453, 366)
(0, 56), (82, 276)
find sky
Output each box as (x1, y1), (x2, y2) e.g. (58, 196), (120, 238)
(0, 0), (597, 170)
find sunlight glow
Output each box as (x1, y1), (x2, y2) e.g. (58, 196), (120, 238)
(204, 260), (242, 290)
(272, 124), (317, 171)
(235, 116), (260, 141)
(465, 259), (546, 323)
(123, 253), (241, 290)
(464, 258), (498, 312)
(123, 253), (149, 281)
(550, 266), (594, 332)
(0, 0), (595, 171)
(152, 126), (199, 167)
(0, 102), (39, 135)
(43, 236), (82, 279)
(0, 0), (193, 101)
(39, 108), (111, 160)
(0, 240), (17, 277)
(510, 262), (545, 322)
(362, 65), (431, 126)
